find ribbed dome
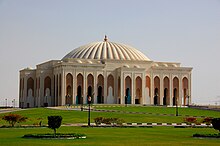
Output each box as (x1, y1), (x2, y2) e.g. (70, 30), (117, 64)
(62, 36), (150, 61)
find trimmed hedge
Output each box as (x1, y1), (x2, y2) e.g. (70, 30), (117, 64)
(193, 133), (220, 138)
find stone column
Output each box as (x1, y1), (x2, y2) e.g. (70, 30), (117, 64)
(61, 71), (65, 105)
(104, 72), (107, 104)
(83, 71), (87, 104)
(51, 75), (54, 106)
(179, 75), (183, 106)
(57, 74), (60, 106)
(73, 70), (77, 105)
(142, 73), (145, 104)
(132, 73), (135, 104)
(94, 72), (97, 104)
(189, 73), (192, 105)
(160, 74), (163, 105)
(150, 74), (154, 105)
(169, 75), (173, 106)
(54, 74), (57, 106)
(120, 73), (124, 104)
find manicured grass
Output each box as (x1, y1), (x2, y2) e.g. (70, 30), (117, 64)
(0, 106), (219, 126)
(94, 105), (220, 117)
(0, 106), (219, 145)
(0, 126), (219, 146)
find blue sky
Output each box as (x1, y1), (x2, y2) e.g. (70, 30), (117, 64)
(0, 0), (220, 106)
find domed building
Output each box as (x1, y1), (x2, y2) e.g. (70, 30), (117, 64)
(19, 36), (192, 108)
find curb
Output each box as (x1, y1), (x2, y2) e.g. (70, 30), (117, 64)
(62, 123), (212, 127)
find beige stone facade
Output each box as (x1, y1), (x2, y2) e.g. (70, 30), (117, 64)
(19, 37), (192, 108)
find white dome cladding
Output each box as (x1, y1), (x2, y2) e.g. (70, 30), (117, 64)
(62, 36), (150, 61)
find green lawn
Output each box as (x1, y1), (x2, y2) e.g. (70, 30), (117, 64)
(0, 106), (219, 145)
(0, 126), (219, 146)
(0, 106), (219, 126)
(94, 105), (220, 117)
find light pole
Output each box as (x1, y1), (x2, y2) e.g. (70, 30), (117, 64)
(88, 96), (91, 126)
(45, 95), (47, 107)
(187, 95), (190, 106)
(5, 99), (7, 107)
(125, 96), (128, 107)
(81, 96), (83, 111)
(176, 97), (178, 116)
(14, 99), (15, 108)
(12, 99), (15, 108)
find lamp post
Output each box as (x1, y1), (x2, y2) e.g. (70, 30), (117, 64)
(187, 95), (190, 106)
(176, 97), (178, 116)
(14, 99), (15, 108)
(81, 96), (83, 111)
(12, 99), (15, 108)
(88, 96), (91, 126)
(45, 95), (48, 107)
(125, 96), (127, 107)
(5, 99), (7, 107)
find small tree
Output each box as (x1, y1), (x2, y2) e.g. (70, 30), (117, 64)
(211, 118), (220, 133)
(2, 113), (27, 127)
(48, 116), (62, 137)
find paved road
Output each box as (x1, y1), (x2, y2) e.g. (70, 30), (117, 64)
(0, 108), (24, 114)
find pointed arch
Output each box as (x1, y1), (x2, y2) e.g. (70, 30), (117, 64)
(125, 76), (132, 104)
(154, 76), (160, 105)
(107, 74), (114, 104)
(44, 76), (51, 107)
(97, 74), (104, 103)
(77, 73), (83, 104)
(135, 76), (142, 104)
(44, 76), (51, 96)
(27, 77), (34, 108)
(173, 77), (179, 106)
(107, 74), (114, 96)
(27, 77), (34, 97)
(87, 74), (94, 103)
(182, 77), (189, 105)
(163, 77), (170, 105)
(66, 73), (73, 105)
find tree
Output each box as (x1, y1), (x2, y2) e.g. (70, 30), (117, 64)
(212, 118), (220, 133)
(48, 116), (62, 137)
(2, 113), (27, 127)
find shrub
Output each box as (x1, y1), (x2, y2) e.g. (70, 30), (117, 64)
(2, 113), (27, 127)
(202, 117), (213, 124)
(212, 118), (220, 133)
(102, 118), (112, 124)
(184, 117), (197, 124)
(94, 117), (103, 125)
(94, 117), (124, 126)
(48, 116), (62, 137)
(193, 133), (220, 138)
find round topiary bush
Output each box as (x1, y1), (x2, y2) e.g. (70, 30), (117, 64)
(212, 118), (220, 133)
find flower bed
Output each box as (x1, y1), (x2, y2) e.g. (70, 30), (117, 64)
(22, 133), (86, 139)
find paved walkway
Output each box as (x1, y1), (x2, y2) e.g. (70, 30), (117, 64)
(0, 108), (24, 114)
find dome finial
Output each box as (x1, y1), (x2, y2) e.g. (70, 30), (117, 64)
(104, 35), (108, 42)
